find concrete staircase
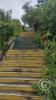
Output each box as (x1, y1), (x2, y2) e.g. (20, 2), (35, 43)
(0, 32), (46, 100)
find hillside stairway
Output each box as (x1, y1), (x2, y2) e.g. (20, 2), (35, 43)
(0, 32), (46, 100)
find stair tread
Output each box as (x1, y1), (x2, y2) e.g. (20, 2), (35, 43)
(0, 63), (45, 67)
(0, 72), (44, 78)
(3, 59), (44, 61)
(0, 85), (38, 92)
(0, 67), (43, 72)
(0, 93), (43, 100)
(0, 78), (40, 84)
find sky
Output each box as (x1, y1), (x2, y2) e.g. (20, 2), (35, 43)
(0, 0), (37, 23)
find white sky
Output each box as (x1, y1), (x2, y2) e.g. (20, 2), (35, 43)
(0, 0), (37, 23)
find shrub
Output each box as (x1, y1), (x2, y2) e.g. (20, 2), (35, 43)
(35, 32), (44, 48)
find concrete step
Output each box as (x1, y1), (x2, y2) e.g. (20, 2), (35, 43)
(4, 55), (44, 60)
(0, 72), (44, 78)
(0, 63), (45, 67)
(6, 50), (44, 55)
(0, 67), (43, 72)
(20, 32), (35, 37)
(0, 84), (38, 93)
(2, 60), (45, 64)
(5, 55), (44, 59)
(0, 78), (41, 84)
(0, 93), (43, 100)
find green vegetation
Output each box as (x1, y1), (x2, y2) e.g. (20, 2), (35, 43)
(0, 9), (22, 51)
(0, 0), (56, 99)
(22, 0), (56, 99)
(35, 32), (44, 48)
(22, 0), (56, 39)
(44, 40), (56, 99)
(11, 19), (23, 37)
(32, 38), (56, 100)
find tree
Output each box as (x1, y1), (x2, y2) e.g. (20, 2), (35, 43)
(22, 0), (56, 39)
(11, 19), (22, 36)
(0, 9), (13, 50)
(22, 1), (43, 32)
(22, 1), (35, 27)
(40, 0), (56, 38)
(0, 9), (12, 21)
(0, 8), (22, 50)
(22, 1), (33, 13)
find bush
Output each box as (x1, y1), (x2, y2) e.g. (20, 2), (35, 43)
(35, 32), (44, 48)
(0, 9), (22, 51)
(43, 40), (56, 100)
(0, 21), (14, 50)
(32, 39), (56, 100)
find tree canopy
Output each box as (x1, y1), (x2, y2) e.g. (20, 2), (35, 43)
(22, 0), (56, 39)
